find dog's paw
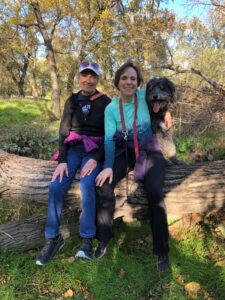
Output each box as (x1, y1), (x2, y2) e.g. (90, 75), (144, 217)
(169, 156), (186, 165)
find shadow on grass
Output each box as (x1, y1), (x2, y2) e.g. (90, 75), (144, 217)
(74, 220), (225, 300)
(0, 220), (225, 300)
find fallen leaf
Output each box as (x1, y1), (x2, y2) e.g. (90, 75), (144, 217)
(84, 293), (94, 300)
(63, 289), (74, 298)
(217, 224), (225, 238)
(67, 256), (75, 263)
(185, 282), (201, 299)
(203, 291), (214, 300)
(197, 233), (205, 240)
(145, 234), (152, 243)
(0, 278), (6, 286)
(117, 237), (125, 246)
(119, 268), (125, 278)
(169, 214), (202, 239)
(136, 239), (144, 245)
(214, 259), (225, 267)
(176, 275), (185, 284)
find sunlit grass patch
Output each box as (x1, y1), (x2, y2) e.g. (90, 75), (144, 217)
(0, 221), (224, 299)
(175, 129), (225, 162)
(0, 99), (53, 126)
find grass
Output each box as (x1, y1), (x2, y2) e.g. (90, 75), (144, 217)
(0, 98), (59, 132)
(175, 131), (225, 162)
(0, 98), (60, 160)
(0, 98), (225, 299)
(0, 220), (224, 299)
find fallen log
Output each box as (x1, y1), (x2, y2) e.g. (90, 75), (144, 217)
(0, 210), (80, 251)
(0, 150), (224, 251)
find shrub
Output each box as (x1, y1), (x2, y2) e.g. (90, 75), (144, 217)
(0, 125), (58, 160)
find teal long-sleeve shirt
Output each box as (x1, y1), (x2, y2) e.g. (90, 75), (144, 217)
(103, 88), (152, 169)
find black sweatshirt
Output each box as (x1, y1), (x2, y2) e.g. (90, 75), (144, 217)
(58, 91), (111, 163)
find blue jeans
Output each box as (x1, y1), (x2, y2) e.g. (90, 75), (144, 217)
(45, 143), (102, 239)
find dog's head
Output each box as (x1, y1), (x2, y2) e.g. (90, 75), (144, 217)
(146, 77), (175, 113)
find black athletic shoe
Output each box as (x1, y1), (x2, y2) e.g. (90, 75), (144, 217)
(95, 241), (108, 259)
(36, 234), (64, 266)
(75, 238), (93, 260)
(157, 255), (169, 272)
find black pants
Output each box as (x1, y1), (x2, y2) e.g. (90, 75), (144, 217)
(96, 149), (169, 256)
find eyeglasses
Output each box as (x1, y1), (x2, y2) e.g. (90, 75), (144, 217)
(80, 62), (100, 72)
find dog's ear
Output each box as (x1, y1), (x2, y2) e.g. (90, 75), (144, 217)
(164, 77), (176, 101)
(146, 78), (155, 102)
(146, 77), (158, 93)
(146, 78), (155, 92)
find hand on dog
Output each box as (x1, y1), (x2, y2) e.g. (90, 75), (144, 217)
(95, 168), (113, 187)
(164, 111), (173, 130)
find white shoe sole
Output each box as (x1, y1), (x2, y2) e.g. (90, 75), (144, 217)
(75, 250), (92, 260)
(36, 260), (45, 266)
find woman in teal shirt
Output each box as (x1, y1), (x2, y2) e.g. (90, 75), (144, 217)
(95, 62), (171, 272)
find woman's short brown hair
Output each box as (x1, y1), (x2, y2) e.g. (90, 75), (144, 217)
(114, 62), (143, 89)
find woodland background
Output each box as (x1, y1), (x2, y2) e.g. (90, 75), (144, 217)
(0, 0), (224, 130)
(0, 1), (225, 299)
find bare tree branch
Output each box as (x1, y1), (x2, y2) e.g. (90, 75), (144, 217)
(160, 64), (225, 95)
(50, 11), (63, 37)
(17, 23), (38, 28)
(0, 31), (18, 40)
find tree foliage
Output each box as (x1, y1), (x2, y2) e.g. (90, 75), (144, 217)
(0, 0), (224, 105)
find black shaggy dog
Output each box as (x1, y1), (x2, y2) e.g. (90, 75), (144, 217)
(146, 77), (181, 164)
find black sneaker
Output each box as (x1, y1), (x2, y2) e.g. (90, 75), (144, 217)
(36, 234), (64, 266)
(157, 255), (169, 272)
(95, 241), (108, 259)
(75, 238), (93, 260)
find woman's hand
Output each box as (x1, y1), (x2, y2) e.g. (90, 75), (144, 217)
(164, 111), (173, 130)
(95, 168), (113, 187)
(51, 163), (68, 183)
(80, 159), (97, 177)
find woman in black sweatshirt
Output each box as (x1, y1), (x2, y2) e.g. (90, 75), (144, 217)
(36, 62), (110, 266)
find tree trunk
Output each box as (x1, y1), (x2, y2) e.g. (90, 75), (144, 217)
(0, 210), (79, 251)
(28, 71), (40, 99)
(67, 61), (79, 96)
(30, 1), (61, 119)
(66, 52), (85, 96)
(18, 82), (25, 97)
(0, 150), (224, 251)
(47, 48), (61, 119)
(18, 53), (31, 97)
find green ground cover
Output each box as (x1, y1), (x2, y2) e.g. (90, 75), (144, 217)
(0, 98), (56, 126)
(0, 220), (224, 300)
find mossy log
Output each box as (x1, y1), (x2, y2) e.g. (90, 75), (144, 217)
(0, 150), (224, 251)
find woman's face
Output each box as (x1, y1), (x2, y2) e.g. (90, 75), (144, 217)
(78, 70), (99, 96)
(117, 67), (138, 100)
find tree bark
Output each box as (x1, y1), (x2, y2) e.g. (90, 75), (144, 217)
(5, 53), (30, 97)
(0, 150), (224, 251)
(30, 1), (61, 119)
(0, 210), (80, 251)
(18, 53), (31, 97)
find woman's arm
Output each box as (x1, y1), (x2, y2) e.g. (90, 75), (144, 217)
(103, 104), (117, 169)
(58, 97), (73, 163)
(164, 111), (173, 130)
(96, 104), (117, 186)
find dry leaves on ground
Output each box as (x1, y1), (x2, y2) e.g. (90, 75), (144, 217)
(185, 282), (201, 299)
